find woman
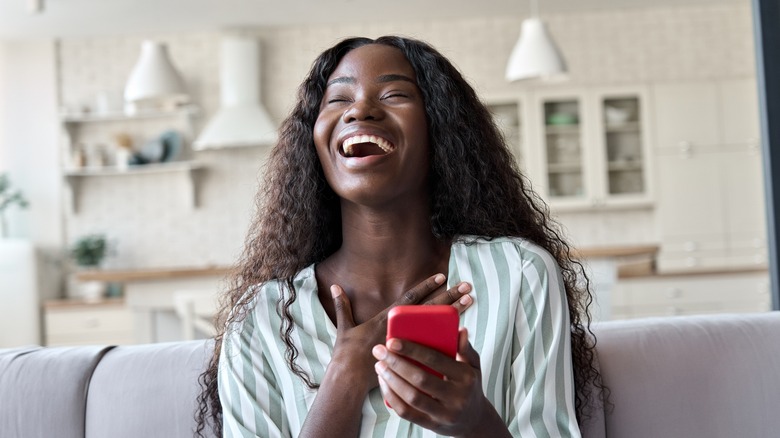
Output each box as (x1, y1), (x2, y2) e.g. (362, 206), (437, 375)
(197, 36), (602, 437)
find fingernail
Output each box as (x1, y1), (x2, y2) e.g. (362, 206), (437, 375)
(459, 294), (472, 305)
(330, 285), (340, 298)
(387, 338), (402, 352)
(372, 345), (387, 360)
(434, 274), (446, 284)
(458, 282), (471, 294)
(374, 361), (387, 374)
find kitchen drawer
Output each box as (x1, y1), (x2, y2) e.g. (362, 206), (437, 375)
(44, 302), (133, 346)
(726, 248), (768, 269)
(612, 271), (770, 320)
(46, 331), (135, 347)
(656, 252), (730, 272)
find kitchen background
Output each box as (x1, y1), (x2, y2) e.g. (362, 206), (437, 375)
(0, 0), (770, 347)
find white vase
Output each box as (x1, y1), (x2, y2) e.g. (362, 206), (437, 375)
(79, 280), (106, 302)
(66, 269), (106, 302)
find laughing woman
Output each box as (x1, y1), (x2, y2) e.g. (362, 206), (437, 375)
(196, 36), (603, 438)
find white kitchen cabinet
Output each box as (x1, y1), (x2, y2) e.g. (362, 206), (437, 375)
(612, 270), (771, 320)
(655, 151), (725, 239)
(654, 147), (767, 272)
(654, 150), (728, 272)
(528, 87), (653, 211)
(652, 78), (767, 273)
(652, 82), (721, 151)
(651, 79), (761, 152)
(719, 78), (761, 147)
(723, 147), (767, 267)
(484, 98), (527, 173)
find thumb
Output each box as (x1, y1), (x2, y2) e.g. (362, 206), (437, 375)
(330, 284), (356, 330)
(456, 328), (481, 370)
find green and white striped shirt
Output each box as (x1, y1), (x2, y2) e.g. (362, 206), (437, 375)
(218, 236), (581, 437)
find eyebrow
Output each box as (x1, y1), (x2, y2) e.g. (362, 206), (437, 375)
(325, 74), (416, 87)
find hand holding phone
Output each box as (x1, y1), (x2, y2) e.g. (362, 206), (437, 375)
(386, 305), (459, 378)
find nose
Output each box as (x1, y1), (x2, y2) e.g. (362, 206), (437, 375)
(342, 98), (383, 123)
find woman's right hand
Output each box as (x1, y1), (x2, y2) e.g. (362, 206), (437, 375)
(327, 274), (473, 392)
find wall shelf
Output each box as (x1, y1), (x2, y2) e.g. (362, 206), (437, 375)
(60, 105), (199, 124)
(64, 161), (206, 213)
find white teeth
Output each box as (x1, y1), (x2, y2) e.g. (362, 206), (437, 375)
(341, 134), (394, 157)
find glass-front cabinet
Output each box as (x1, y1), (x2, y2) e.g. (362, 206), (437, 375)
(483, 87), (652, 211)
(531, 87), (653, 211)
(602, 96), (645, 196)
(484, 98), (526, 173)
(542, 98), (585, 200)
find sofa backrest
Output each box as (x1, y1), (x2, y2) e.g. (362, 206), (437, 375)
(588, 312), (780, 438)
(3, 313), (780, 438)
(85, 339), (216, 438)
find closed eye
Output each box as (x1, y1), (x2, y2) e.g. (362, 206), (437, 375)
(381, 92), (410, 101)
(327, 95), (351, 104)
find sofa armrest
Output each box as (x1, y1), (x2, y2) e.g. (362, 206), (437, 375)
(592, 312), (780, 438)
(0, 345), (114, 438)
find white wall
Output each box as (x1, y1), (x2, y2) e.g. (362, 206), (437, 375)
(0, 40), (61, 247)
(0, 39), (62, 344)
(53, 4), (755, 269)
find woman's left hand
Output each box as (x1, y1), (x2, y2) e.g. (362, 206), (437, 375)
(372, 328), (499, 438)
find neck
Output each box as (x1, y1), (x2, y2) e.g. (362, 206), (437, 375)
(327, 197), (450, 298)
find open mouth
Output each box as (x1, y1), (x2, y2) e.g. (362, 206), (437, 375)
(341, 135), (395, 158)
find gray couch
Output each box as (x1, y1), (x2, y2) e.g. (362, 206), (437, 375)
(2, 312), (779, 438)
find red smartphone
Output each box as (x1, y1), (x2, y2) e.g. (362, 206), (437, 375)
(386, 305), (459, 379)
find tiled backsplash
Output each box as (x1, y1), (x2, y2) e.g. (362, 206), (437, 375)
(57, 4), (754, 269)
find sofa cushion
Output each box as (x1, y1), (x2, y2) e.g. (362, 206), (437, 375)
(593, 312), (780, 438)
(0, 345), (113, 438)
(85, 339), (215, 438)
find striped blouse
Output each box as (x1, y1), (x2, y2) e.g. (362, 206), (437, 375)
(218, 236), (581, 437)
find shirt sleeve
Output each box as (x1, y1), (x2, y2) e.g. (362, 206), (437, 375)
(218, 307), (291, 438)
(506, 247), (581, 437)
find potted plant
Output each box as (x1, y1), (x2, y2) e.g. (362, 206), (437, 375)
(0, 173), (29, 238)
(70, 234), (107, 268)
(69, 234), (108, 301)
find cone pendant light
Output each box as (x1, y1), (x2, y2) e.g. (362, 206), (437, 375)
(505, 0), (567, 82)
(124, 40), (188, 113)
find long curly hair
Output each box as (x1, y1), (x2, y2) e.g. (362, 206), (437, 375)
(195, 35), (605, 437)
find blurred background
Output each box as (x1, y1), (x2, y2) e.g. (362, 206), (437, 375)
(0, 0), (772, 347)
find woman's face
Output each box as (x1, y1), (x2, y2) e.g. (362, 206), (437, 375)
(313, 44), (430, 208)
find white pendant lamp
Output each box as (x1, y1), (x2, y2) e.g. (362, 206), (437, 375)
(124, 41), (189, 114)
(505, 0), (567, 82)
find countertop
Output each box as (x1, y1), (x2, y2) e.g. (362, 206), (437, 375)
(76, 265), (232, 282)
(76, 245), (661, 283)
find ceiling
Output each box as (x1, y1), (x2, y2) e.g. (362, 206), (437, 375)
(0, 0), (745, 39)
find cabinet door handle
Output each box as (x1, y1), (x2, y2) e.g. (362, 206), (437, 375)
(678, 141), (692, 158)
